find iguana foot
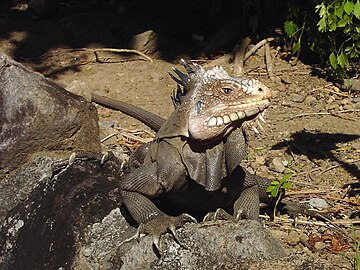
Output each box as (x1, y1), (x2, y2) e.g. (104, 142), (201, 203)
(51, 151), (116, 172)
(203, 208), (232, 222)
(137, 213), (197, 253)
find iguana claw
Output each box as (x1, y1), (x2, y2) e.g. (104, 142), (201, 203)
(136, 213), (197, 253)
(203, 208), (232, 222)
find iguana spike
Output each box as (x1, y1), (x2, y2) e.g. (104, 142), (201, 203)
(168, 72), (186, 86)
(172, 67), (189, 83)
(180, 59), (194, 74)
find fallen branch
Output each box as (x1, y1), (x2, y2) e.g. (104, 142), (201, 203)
(244, 37), (275, 61)
(233, 37), (251, 76)
(264, 43), (275, 81)
(78, 48), (153, 63)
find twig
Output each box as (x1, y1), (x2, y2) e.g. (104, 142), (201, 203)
(119, 131), (153, 143)
(290, 110), (360, 119)
(260, 214), (360, 226)
(233, 37), (251, 76)
(244, 37), (275, 61)
(286, 188), (339, 196)
(310, 83), (349, 97)
(78, 48), (153, 63)
(325, 195), (360, 206)
(100, 133), (117, 143)
(264, 43), (275, 81)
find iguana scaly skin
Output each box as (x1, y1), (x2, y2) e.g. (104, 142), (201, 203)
(92, 61), (274, 246)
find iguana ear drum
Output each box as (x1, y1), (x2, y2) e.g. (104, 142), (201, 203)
(195, 101), (203, 115)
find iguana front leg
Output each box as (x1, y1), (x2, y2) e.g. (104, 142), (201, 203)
(233, 168), (260, 220)
(120, 144), (196, 250)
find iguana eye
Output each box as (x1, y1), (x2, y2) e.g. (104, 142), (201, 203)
(221, 87), (232, 94)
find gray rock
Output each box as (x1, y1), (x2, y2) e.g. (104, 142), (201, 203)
(128, 30), (160, 56)
(281, 74), (292, 84)
(0, 53), (100, 170)
(287, 231), (301, 246)
(304, 96), (317, 107)
(266, 157), (288, 173)
(289, 93), (306, 103)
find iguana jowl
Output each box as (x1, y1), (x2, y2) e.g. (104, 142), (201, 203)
(96, 61), (273, 243)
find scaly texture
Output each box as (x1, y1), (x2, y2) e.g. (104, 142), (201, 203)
(115, 61), (274, 241)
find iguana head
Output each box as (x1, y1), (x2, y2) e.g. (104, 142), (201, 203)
(159, 60), (272, 142)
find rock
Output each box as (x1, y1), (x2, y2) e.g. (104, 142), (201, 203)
(0, 157), (123, 270)
(128, 30), (160, 56)
(66, 80), (92, 102)
(266, 157), (288, 173)
(304, 96), (317, 107)
(289, 93), (306, 103)
(0, 53), (100, 170)
(281, 74), (292, 84)
(308, 198), (329, 210)
(287, 231), (301, 246)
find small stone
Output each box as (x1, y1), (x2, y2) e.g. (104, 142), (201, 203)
(277, 84), (287, 92)
(281, 74), (292, 84)
(287, 231), (301, 246)
(289, 93), (306, 103)
(352, 97), (360, 103)
(255, 156), (265, 165)
(314, 241), (327, 250)
(304, 96), (317, 107)
(266, 157), (287, 173)
(66, 80), (92, 102)
(340, 98), (351, 105)
(308, 198), (329, 210)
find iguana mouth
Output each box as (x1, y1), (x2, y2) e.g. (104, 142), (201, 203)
(204, 100), (270, 128)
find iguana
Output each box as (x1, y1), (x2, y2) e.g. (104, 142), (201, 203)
(91, 60), (280, 249)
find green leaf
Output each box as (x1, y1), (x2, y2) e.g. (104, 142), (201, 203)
(316, 4), (327, 17)
(337, 18), (349, 27)
(270, 180), (280, 185)
(337, 53), (348, 68)
(329, 53), (338, 69)
(317, 17), (327, 32)
(283, 182), (293, 189)
(344, 1), (354, 15)
(335, 5), (344, 18)
(284, 21), (298, 38)
(354, 1), (360, 19)
(292, 39), (301, 53)
(271, 188), (279, 197)
(282, 174), (292, 181)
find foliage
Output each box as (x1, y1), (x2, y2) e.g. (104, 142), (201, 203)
(284, 0), (360, 79)
(266, 174), (292, 199)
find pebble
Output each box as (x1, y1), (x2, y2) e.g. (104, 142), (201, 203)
(287, 231), (301, 246)
(304, 96), (317, 107)
(289, 93), (306, 103)
(308, 198), (329, 210)
(314, 241), (327, 250)
(281, 74), (292, 84)
(266, 157), (287, 173)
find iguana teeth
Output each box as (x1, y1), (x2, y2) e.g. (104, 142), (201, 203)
(256, 119), (264, 131)
(208, 117), (217, 127)
(259, 114), (266, 123)
(237, 111), (245, 119)
(223, 115), (231, 124)
(229, 113), (239, 121)
(216, 117), (223, 126)
(245, 108), (259, 117)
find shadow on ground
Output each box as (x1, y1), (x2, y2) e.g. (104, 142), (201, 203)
(272, 130), (360, 184)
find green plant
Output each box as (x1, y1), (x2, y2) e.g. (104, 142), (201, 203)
(352, 224), (360, 270)
(315, 0), (360, 76)
(266, 174), (293, 219)
(284, 0), (360, 79)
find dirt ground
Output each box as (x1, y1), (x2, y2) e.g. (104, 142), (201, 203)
(1, 1), (360, 269)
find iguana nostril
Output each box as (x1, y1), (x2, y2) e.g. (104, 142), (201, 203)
(258, 88), (263, 92)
